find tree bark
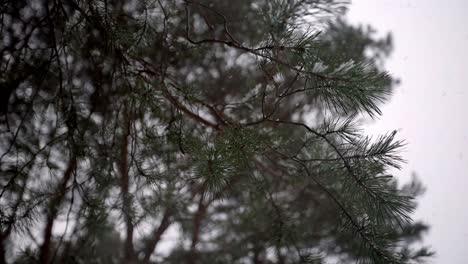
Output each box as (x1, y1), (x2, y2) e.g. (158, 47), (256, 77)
(39, 157), (77, 264)
(120, 111), (135, 264)
(0, 232), (9, 264)
(186, 196), (208, 264)
(141, 207), (173, 263)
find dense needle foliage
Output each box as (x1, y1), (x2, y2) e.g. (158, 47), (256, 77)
(0, 0), (432, 263)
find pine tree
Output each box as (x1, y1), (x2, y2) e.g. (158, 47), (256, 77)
(0, 0), (432, 263)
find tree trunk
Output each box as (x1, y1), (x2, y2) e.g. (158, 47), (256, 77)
(120, 111), (135, 264)
(186, 197), (208, 264)
(0, 232), (9, 264)
(39, 157), (77, 264)
(142, 207), (172, 263)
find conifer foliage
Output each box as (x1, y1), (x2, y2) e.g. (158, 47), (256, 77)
(0, 0), (432, 263)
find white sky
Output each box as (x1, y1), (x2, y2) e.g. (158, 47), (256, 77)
(347, 0), (468, 263)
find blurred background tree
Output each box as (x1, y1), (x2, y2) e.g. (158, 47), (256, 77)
(0, 0), (432, 263)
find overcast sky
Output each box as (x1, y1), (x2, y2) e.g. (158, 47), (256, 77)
(347, 0), (468, 263)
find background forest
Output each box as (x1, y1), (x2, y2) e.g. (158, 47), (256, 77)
(0, 0), (432, 263)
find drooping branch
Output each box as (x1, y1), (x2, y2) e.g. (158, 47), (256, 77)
(266, 118), (408, 260)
